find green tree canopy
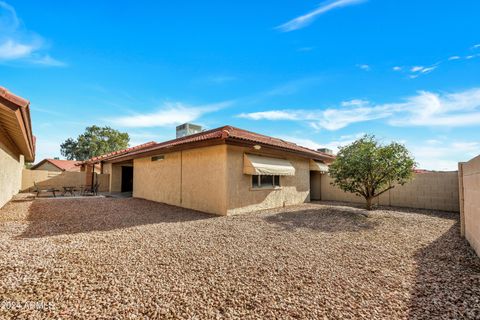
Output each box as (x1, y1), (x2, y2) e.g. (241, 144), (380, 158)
(328, 135), (416, 210)
(60, 126), (130, 161)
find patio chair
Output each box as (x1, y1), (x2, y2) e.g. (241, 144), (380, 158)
(82, 182), (100, 196)
(33, 182), (59, 198)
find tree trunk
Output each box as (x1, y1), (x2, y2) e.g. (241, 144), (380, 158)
(366, 197), (373, 210)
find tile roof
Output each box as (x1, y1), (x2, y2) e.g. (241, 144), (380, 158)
(31, 159), (82, 171)
(0, 86), (35, 161)
(0, 86), (30, 108)
(85, 141), (157, 163)
(103, 125), (335, 162)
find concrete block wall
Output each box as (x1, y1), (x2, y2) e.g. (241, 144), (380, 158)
(22, 169), (110, 193)
(460, 155), (480, 257)
(320, 172), (460, 212)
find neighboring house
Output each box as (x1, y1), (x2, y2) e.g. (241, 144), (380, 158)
(31, 159), (82, 172)
(0, 87), (35, 208)
(83, 125), (333, 215)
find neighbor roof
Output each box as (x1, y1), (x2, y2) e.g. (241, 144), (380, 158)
(0, 86), (35, 161)
(101, 126), (335, 163)
(83, 141), (157, 164)
(31, 159), (82, 171)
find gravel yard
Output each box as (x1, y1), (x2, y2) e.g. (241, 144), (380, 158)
(0, 197), (479, 319)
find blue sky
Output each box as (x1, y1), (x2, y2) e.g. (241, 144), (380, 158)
(1, 0), (480, 170)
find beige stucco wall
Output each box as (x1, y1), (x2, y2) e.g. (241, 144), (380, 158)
(133, 145), (228, 215)
(0, 137), (24, 208)
(320, 172), (460, 212)
(225, 145), (310, 215)
(33, 161), (62, 172)
(461, 155), (480, 256)
(111, 164), (123, 192)
(102, 162), (122, 192)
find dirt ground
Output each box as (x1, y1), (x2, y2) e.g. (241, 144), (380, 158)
(0, 197), (479, 319)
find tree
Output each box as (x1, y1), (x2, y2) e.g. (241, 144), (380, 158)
(328, 135), (416, 211)
(60, 126), (130, 160)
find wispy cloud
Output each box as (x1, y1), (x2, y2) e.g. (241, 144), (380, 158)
(357, 64), (370, 71)
(409, 138), (480, 170)
(238, 103), (392, 131)
(0, 1), (65, 66)
(111, 101), (232, 128)
(276, 0), (366, 32)
(408, 65), (437, 78)
(394, 44), (480, 79)
(238, 87), (480, 130)
(279, 132), (365, 154)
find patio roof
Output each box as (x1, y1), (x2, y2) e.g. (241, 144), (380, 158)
(101, 126), (335, 163)
(83, 141), (157, 164)
(0, 86), (35, 162)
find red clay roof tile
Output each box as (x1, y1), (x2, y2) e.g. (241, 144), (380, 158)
(31, 159), (82, 171)
(85, 141), (157, 163)
(99, 126), (334, 162)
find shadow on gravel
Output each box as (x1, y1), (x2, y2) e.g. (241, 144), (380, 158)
(311, 201), (457, 220)
(19, 197), (213, 238)
(264, 207), (379, 233)
(408, 222), (480, 319)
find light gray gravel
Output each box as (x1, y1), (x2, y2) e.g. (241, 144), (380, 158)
(0, 197), (479, 319)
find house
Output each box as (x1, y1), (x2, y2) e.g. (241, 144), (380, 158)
(0, 87), (35, 208)
(83, 125), (333, 215)
(31, 159), (82, 172)
(79, 141), (156, 187)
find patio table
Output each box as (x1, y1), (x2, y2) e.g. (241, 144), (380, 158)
(62, 186), (77, 196)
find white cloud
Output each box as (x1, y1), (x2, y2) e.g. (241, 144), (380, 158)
(276, 0), (366, 32)
(238, 110), (300, 121)
(409, 139), (480, 171)
(389, 88), (480, 127)
(278, 136), (322, 150)
(30, 54), (67, 67)
(341, 99), (369, 107)
(0, 1), (64, 66)
(240, 106), (391, 131)
(357, 64), (370, 71)
(396, 44), (480, 79)
(0, 39), (36, 59)
(111, 101), (232, 128)
(448, 56), (461, 61)
(238, 87), (480, 130)
(313, 107), (391, 130)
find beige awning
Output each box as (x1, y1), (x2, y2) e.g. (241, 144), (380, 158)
(243, 154), (295, 176)
(310, 160), (329, 173)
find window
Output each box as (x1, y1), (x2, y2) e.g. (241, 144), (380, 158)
(151, 155), (165, 162)
(252, 175), (281, 189)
